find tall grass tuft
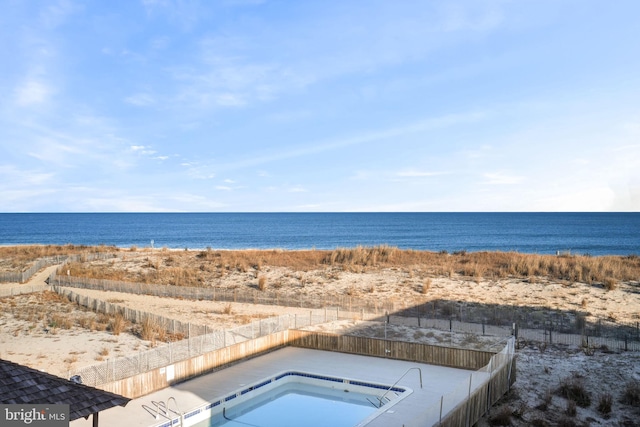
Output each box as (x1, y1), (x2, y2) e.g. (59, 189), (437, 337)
(620, 380), (640, 406)
(421, 278), (431, 294)
(603, 278), (617, 291)
(108, 313), (127, 336)
(140, 317), (157, 342)
(557, 376), (591, 408)
(597, 393), (613, 415)
(488, 406), (512, 426)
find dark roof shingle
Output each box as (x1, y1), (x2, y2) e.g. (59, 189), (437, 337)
(0, 359), (130, 420)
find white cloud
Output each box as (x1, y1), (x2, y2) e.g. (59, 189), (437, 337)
(130, 145), (162, 157)
(532, 186), (616, 212)
(222, 0), (266, 6)
(82, 196), (165, 212)
(482, 172), (524, 185)
(182, 162), (216, 179)
(14, 80), (53, 106)
(397, 170), (444, 177)
(438, 2), (504, 32)
(0, 165), (55, 187)
(215, 93), (246, 107)
(125, 93), (156, 106)
(288, 185), (307, 193)
(27, 139), (82, 165)
(211, 111), (489, 172)
(150, 36), (170, 50)
(39, 0), (79, 28)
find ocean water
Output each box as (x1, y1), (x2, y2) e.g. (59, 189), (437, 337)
(0, 213), (638, 255)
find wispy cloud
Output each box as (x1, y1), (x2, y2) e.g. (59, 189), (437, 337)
(181, 162), (216, 179)
(482, 172), (524, 185)
(287, 185), (307, 193)
(125, 93), (156, 106)
(38, 0), (79, 28)
(141, 0), (205, 30)
(130, 145), (157, 155)
(14, 80), (53, 106)
(397, 170), (446, 178)
(1, 1), (638, 212)
(211, 111), (489, 172)
(0, 165), (55, 187)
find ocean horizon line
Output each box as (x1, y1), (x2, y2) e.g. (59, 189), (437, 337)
(1, 212), (638, 256)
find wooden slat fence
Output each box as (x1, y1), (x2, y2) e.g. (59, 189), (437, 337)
(48, 274), (640, 351)
(0, 252), (118, 284)
(0, 284), (50, 297)
(55, 286), (208, 337)
(287, 330), (495, 370)
(100, 331), (290, 399)
(437, 342), (515, 427)
(49, 274), (397, 315)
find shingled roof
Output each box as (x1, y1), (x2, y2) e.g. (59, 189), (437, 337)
(0, 359), (130, 421)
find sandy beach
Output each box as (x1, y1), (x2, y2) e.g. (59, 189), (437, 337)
(1, 248), (639, 426)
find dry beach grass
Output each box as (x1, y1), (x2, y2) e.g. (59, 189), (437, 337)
(1, 245), (639, 425)
(55, 246), (640, 325)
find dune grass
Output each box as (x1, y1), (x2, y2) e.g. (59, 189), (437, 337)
(0, 244), (118, 271)
(53, 245), (640, 288)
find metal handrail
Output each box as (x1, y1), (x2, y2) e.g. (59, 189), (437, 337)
(166, 397), (183, 427)
(378, 367), (423, 407)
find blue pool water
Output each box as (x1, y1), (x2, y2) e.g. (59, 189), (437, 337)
(203, 383), (378, 427)
(172, 372), (407, 427)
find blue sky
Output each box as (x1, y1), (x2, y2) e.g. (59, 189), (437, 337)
(1, 0), (639, 212)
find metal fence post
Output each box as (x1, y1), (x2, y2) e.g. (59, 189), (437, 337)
(466, 374), (473, 427)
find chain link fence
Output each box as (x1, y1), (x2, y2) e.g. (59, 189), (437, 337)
(395, 300), (640, 349)
(59, 285), (341, 387)
(52, 274), (640, 347)
(67, 312), (337, 387)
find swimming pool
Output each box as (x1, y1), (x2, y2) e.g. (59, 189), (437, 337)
(154, 371), (410, 427)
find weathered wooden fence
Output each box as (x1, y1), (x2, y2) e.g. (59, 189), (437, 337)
(0, 252), (118, 283)
(0, 256), (67, 283)
(287, 330), (495, 370)
(438, 340), (515, 427)
(0, 283), (50, 297)
(49, 274), (640, 351)
(55, 286), (210, 338)
(49, 274), (397, 314)
(99, 331), (291, 399)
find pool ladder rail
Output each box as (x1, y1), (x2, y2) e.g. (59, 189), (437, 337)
(150, 397), (184, 427)
(377, 367), (423, 408)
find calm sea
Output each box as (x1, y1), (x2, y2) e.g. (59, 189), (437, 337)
(0, 213), (638, 255)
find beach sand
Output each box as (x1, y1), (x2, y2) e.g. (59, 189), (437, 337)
(1, 250), (639, 426)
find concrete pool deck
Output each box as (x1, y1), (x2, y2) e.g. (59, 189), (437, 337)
(70, 347), (490, 427)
